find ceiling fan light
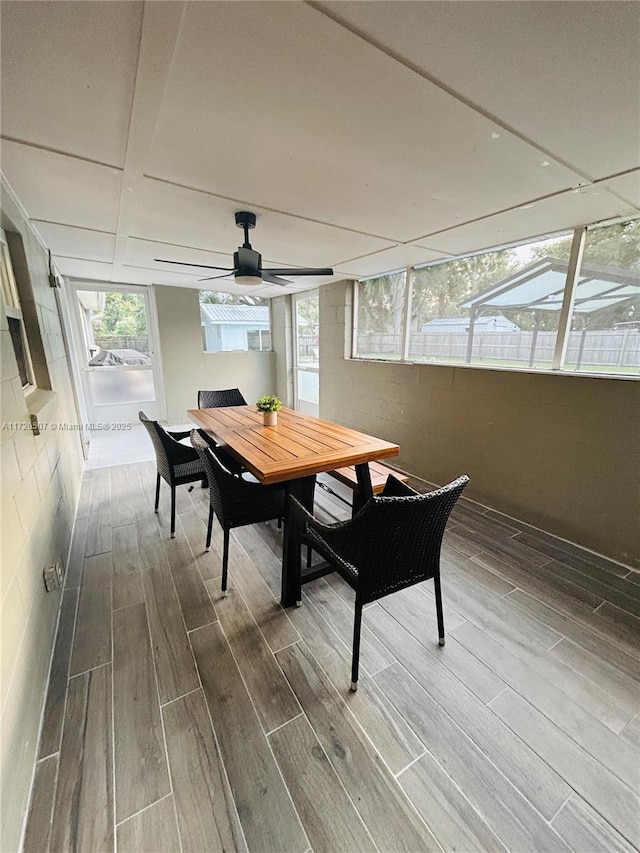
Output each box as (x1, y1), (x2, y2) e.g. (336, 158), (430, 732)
(235, 274), (262, 286)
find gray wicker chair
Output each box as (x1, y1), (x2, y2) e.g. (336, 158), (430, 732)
(197, 388), (247, 409)
(196, 388), (247, 477)
(289, 473), (469, 690)
(139, 411), (205, 538)
(190, 430), (286, 597)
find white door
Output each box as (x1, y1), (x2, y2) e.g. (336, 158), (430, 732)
(69, 282), (161, 426)
(293, 291), (319, 415)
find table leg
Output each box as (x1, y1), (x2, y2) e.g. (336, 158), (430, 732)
(352, 462), (374, 516)
(281, 475), (316, 607)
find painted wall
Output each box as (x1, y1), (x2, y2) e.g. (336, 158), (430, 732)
(1, 188), (84, 851)
(155, 286), (276, 423)
(316, 280), (640, 568)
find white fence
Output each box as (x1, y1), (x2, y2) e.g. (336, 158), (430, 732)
(357, 329), (640, 369)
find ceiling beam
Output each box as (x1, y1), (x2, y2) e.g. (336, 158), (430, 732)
(111, 1), (186, 281)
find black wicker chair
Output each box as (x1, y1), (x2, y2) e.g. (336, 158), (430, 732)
(196, 388), (248, 477)
(190, 430), (286, 597)
(139, 411), (206, 538)
(197, 388), (247, 409)
(290, 473), (469, 691)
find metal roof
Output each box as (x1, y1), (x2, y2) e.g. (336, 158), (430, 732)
(200, 304), (269, 324)
(460, 257), (640, 314)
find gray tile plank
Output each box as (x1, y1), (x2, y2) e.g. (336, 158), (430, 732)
(269, 714), (376, 853)
(240, 521), (285, 598)
(111, 523), (144, 611)
(110, 464), (141, 529)
(69, 552), (112, 676)
(512, 528), (631, 579)
(85, 468), (112, 556)
(542, 557), (640, 615)
(162, 690), (247, 853)
(398, 749), (509, 853)
(287, 596), (425, 775)
(443, 524), (484, 558)
(74, 469), (93, 519)
(620, 714), (640, 749)
(379, 588), (505, 704)
(190, 621), (308, 853)
(134, 511), (169, 570)
(206, 583), (300, 733)
(489, 688), (640, 849)
(64, 514), (88, 589)
(216, 529), (300, 653)
(50, 665), (113, 853)
(451, 519), (552, 569)
(439, 551), (564, 654)
(369, 606), (570, 821)
(471, 550), (607, 613)
(165, 526), (217, 631)
(375, 663), (571, 853)
(276, 642), (440, 853)
(551, 794), (638, 853)
(592, 601), (640, 654)
(142, 563), (200, 705)
(452, 621), (640, 790)
(113, 602), (171, 823)
(304, 577), (395, 675)
(23, 755), (57, 853)
(548, 639), (640, 732)
(38, 586), (79, 758)
(178, 508), (220, 582)
(116, 795), (181, 853)
(507, 588), (640, 679)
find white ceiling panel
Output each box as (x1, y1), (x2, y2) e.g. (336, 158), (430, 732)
(318, 1), (640, 179)
(418, 185), (638, 257)
(0, 1), (143, 168)
(129, 179), (392, 267)
(1, 142), (122, 232)
(56, 257), (113, 280)
(335, 245), (449, 279)
(600, 171), (640, 209)
(147, 2), (586, 241)
(32, 222), (115, 264)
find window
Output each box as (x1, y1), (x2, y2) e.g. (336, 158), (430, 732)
(0, 229), (35, 391)
(564, 220), (640, 376)
(354, 271), (407, 360)
(352, 217), (640, 377)
(199, 292), (271, 353)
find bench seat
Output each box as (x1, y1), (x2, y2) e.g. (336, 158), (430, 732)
(327, 461), (409, 495)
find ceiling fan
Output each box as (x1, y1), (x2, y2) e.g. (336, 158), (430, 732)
(155, 211), (333, 286)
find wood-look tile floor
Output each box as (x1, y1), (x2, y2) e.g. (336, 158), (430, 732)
(24, 462), (640, 852)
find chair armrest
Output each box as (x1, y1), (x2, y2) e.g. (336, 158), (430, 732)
(288, 495), (374, 568)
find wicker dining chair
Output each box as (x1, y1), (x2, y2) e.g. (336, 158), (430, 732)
(197, 388), (247, 409)
(196, 388), (248, 477)
(139, 411), (206, 538)
(190, 430), (287, 597)
(289, 473), (469, 691)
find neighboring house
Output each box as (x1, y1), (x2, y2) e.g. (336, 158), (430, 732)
(200, 303), (271, 352)
(421, 315), (520, 334)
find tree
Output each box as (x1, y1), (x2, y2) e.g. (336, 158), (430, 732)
(94, 292), (147, 338)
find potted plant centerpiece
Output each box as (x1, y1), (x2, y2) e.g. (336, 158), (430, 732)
(256, 394), (282, 426)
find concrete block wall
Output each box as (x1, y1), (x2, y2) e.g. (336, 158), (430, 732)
(0, 188), (84, 851)
(318, 280), (640, 568)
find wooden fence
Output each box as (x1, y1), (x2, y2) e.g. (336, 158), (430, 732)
(357, 329), (640, 369)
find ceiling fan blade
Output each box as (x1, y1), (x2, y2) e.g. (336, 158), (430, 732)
(265, 267), (334, 277)
(155, 258), (233, 271)
(198, 272), (237, 282)
(261, 272), (292, 286)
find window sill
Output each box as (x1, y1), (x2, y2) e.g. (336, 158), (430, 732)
(25, 388), (58, 423)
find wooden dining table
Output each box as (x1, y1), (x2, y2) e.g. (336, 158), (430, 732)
(188, 405), (399, 606)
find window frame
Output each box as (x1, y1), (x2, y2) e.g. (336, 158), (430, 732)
(352, 218), (639, 379)
(1, 229), (36, 393)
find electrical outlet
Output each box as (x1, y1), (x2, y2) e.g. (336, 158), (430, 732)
(43, 565), (60, 592)
(55, 562), (64, 585)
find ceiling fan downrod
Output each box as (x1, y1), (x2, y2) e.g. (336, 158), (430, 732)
(235, 211), (256, 249)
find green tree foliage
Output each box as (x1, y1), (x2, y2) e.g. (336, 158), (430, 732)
(358, 272), (406, 335)
(94, 292), (147, 338)
(200, 290), (267, 307)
